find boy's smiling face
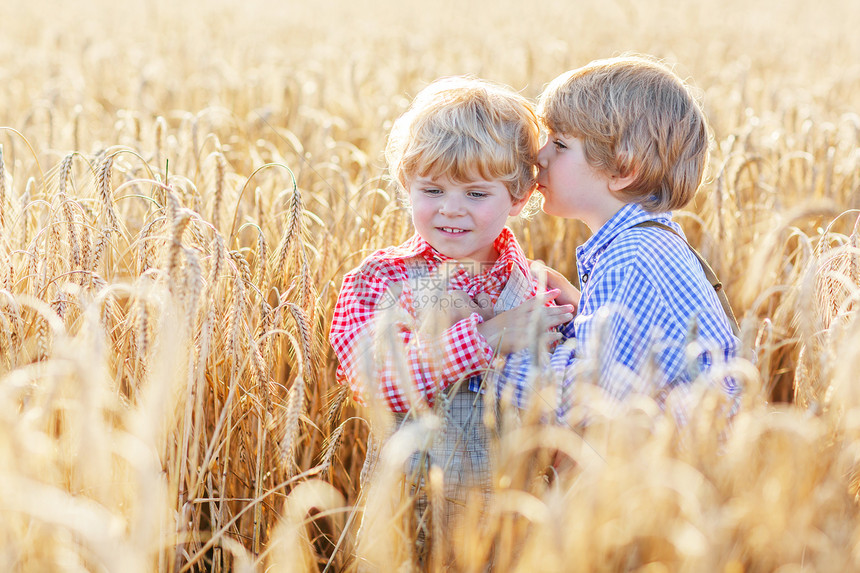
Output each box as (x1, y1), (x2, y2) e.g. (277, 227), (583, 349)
(408, 174), (526, 265)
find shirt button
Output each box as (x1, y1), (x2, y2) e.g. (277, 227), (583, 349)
(581, 273), (589, 284)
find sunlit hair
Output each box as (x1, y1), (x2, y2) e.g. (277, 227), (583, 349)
(538, 54), (709, 212)
(386, 76), (540, 206)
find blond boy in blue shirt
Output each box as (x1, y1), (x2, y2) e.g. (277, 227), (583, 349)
(536, 55), (740, 417)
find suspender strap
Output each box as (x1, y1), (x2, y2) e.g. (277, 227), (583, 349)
(631, 220), (740, 336)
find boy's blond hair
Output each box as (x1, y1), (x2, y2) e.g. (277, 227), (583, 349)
(538, 54), (709, 212)
(386, 76), (540, 205)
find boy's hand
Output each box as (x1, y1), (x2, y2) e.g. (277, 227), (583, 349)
(435, 291), (495, 330)
(530, 261), (581, 311)
(470, 292), (495, 321)
(477, 290), (575, 354)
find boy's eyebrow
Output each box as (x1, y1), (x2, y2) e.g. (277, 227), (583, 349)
(413, 176), (497, 189)
(412, 176), (440, 184)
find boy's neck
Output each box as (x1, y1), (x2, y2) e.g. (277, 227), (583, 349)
(423, 236), (502, 270)
(448, 252), (500, 272)
(430, 248), (501, 275)
(583, 199), (628, 234)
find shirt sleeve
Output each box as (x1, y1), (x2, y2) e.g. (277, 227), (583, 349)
(329, 264), (495, 413)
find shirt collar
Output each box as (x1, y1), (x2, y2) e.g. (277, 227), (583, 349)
(576, 203), (676, 267)
(489, 227), (532, 279)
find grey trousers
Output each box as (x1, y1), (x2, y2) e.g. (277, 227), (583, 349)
(361, 385), (493, 558)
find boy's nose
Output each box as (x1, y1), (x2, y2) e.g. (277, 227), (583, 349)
(537, 142), (550, 167)
(439, 196), (465, 216)
(439, 199), (463, 216)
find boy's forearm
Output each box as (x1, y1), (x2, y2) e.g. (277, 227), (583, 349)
(389, 313), (493, 409)
(335, 313), (493, 413)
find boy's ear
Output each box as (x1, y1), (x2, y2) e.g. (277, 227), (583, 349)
(608, 170), (637, 193)
(508, 189), (532, 216)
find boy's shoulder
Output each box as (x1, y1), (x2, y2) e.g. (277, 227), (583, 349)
(349, 247), (408, 281)
(600, 217), (685, 261)
(620, 222), (688, 256)
(347, 239), (428, 283)
(597, 218), (702, 285)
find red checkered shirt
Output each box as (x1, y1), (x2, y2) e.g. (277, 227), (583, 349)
(329, 228), (539, 413)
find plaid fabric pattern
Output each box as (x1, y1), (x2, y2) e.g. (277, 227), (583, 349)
(552, 203), (740, 417)
(404, 385), (492, 544)
(330, 227), (541, 413)
(356, 385), (493, 563)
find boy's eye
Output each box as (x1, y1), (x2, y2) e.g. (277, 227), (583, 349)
(423, 188), (442, 195)
(467, 191), (488, 199)
(553, 139), (567, 150)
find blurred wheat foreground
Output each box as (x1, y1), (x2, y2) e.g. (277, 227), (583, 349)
(1, 0), (860, 571)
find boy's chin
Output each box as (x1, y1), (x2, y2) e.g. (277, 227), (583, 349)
(536, 193), (557, 215)
(540, 199), (572, 218)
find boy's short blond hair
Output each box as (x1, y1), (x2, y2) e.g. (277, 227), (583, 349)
(386, 76), (540, 205)
(538, 54), (708, 212)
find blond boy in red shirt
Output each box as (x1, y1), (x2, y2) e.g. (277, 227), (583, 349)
(330, 77), (573, 548)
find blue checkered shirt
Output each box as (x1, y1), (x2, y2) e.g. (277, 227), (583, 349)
(466, 274), (549, 410)
(477, 343), (549, 409)
(551, 203), (740, 416)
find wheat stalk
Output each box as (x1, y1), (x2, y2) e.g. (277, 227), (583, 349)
(5, 5), (860, 570)
(281, 370), (305, 478)
(77, 222), (92, 288)
(154, 116), (167, 179)
(254, 228), (268, 290)
(286, 302), (313, 379)
(26, 247), (39, 298)
(137, 217), (164, 273)
(182, 245), (203, 320)
(226, 271), (246, 378)
(133, 291), (150, 388)
(319, 418), (348, 478)
(166, 208), (193, 296)
(1, 251), (12, 292)
(274, 185), (303, 282)
(0, 144), (7, 231)
(91, 228), (111, 277)
(57, 154), (80, 266)
(97, 155), (119, 230)
(211, 152), (226, 232)
(19, 178), (36, 251)
(851, 213), (860, 285)
(0, 290), (23, 369)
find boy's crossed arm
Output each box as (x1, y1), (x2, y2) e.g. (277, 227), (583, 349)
(330, 273), (573, 413)
(475, 289), (572, 354)
(331, 272), (492, 412)
(442, 288), (574, 353)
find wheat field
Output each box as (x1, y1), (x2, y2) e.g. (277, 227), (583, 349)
(1, 0), (859, 571)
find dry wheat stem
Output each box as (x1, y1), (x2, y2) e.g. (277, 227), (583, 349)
(3, 5), (860, 570)
(179, 465), (325, 573)
(97, 155), (119, 230)
(211, 151), (226, 232)
(0, 144), (6, 231)
(227, 162), (297, 242)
